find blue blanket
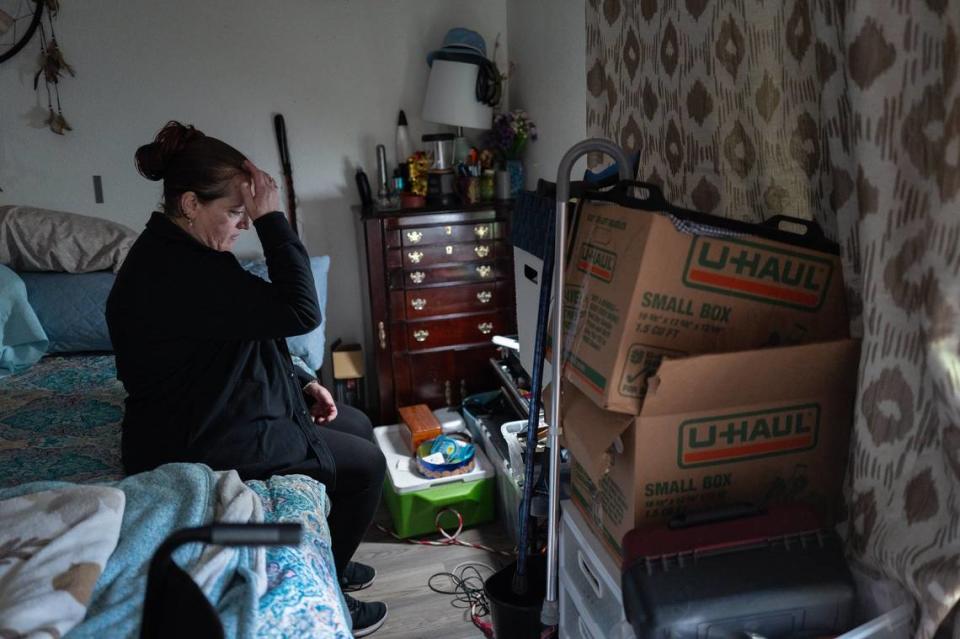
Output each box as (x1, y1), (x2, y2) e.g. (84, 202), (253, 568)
(0, 355), (351, 636)
(0, 464), (263, 638)
(0, 264), (47, 376)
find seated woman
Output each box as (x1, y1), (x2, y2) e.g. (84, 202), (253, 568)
(106, 121), (388, 637)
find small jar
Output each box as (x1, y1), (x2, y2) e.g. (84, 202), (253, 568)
(459, 176), (481, 204)
(480, 169), (496, 201)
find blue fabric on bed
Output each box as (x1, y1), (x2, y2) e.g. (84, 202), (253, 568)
(19, 271), (115, 353)
(242, 255), (329, 371)
(0, 464), (262, 639)
(247, 475), (352, 636)
(0, 264), (48, 376)
(73, 464), (261, 638)
(1, 357), (351, 636)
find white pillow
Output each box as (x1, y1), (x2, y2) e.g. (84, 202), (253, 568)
(0, 205), (138, 273)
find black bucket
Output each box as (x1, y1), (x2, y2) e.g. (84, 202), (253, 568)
(484, 556), (547, 639)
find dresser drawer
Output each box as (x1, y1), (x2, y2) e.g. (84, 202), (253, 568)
(387, 240), (509, 269)
(392, 344), (500, 408)
(364, 202), (514, 425)
(387, 221), (505, 248)
(392, 309), (514, 352)
(390, 259), (510, 289)
(390, 281), (514, 320)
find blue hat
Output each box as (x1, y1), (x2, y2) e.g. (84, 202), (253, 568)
(427, 28), (488, 66)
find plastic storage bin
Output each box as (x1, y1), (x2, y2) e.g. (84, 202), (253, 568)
(558, 504), (634, 639)
(492, 434), (523, 547)
(462, 390), (515, 455)
(561, 584), (600, 639)
(463, 392), (525, 544)
(463, 392), (571, 545)
(836, 605), (913, 639)
(560, 586), (636, 639)
(375, 424), (496, 538)
(497, 419), (542, 547)
(463, 405), (523, 545)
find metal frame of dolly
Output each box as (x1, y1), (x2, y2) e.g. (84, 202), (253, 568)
(541, 139), (632, 625)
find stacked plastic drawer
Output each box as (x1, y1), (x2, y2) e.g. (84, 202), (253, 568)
(559, 504), (635, 639)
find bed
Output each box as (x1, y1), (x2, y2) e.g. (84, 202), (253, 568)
(0, 206), (349, 638)
(0, 353), (352, 638)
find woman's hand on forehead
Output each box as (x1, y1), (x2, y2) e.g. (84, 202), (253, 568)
(241, 160), (281, 220)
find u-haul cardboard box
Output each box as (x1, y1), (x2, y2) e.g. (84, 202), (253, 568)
(561, 201), (849, 414)
(557, 338), (859, 564)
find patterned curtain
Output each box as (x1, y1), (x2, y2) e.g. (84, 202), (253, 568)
(585, 0), (960, 636)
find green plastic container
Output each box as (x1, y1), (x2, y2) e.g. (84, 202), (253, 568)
(374, 424), (497, 539)
(382, 473), (496, 538)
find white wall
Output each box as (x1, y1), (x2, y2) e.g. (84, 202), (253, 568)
(0, 0), (507, 375)
(506, 0), (587, 185)
(505, 0), (586, 380)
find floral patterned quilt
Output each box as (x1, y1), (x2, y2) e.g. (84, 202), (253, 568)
(0, 354), (123, 486)
(0, 355), (350, 637)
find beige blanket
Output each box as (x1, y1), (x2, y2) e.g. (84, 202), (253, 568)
(189, 470), (267, 597)
(0, 486), (125, 638)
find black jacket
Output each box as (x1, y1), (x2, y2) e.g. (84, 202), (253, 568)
(106, 212), (336, 487)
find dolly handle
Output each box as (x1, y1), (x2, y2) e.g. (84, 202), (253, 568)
(760, 214), (827, 244)
(209, 523), (302, 546)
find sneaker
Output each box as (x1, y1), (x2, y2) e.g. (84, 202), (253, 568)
(345, 593), (388, 637)
(340, 561), (377, 591)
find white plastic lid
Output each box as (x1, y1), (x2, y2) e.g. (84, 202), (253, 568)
(374, 423), (495, 494)
(433, 407), (466, 434)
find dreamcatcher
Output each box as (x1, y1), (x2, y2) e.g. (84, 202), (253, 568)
(0, 0), (74, 135)
(0, 0), (42, 64)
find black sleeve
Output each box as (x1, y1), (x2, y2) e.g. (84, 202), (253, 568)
(167, 212), (322, 341)
(295, 366), (318, 390)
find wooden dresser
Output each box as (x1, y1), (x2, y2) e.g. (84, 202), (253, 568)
(362, 202), (516, 424)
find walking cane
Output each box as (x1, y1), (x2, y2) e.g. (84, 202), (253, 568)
(273, 114), (299, 237)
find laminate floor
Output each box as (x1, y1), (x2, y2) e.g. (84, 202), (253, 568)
(351, 507), (517, 639)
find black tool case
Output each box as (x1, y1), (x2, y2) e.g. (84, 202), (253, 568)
(621, 504), (856, 639)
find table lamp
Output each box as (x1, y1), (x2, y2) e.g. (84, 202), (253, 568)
(421, 58), (493, 164)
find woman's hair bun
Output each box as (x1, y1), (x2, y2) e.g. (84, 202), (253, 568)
(134, 121), (206, 181)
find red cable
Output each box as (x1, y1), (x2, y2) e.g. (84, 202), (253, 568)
(374, 507), (516, 557)
(375, 509), (560, 638)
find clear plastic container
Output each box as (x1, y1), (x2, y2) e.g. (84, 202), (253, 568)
(558, 504), (633, 639)
(836, 605), (913, 639)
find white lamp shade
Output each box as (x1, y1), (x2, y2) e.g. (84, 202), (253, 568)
(421, 59), (492, 130)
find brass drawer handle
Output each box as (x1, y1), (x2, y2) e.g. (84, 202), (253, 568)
(476, 290), (492, 304)
(478, 322), (493, 335)
(476, 265), (492, 279)
(444, 225), (453, 235)
(474, 224), (490, 239)
(410, 271), (426, 284)
(413, 329), (430, 343)
(445, 245), (454, 255)
(407, 250), (424, 264)
(406, 230), (423, 244)
(378, 321), (386, 350)
(474, 244), (490, 258)
(411, 297), (427, 311)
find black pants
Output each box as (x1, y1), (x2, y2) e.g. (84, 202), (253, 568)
(310, 404), (386, 576)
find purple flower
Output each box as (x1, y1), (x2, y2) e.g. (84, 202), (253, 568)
(485, 109), (538, 161)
